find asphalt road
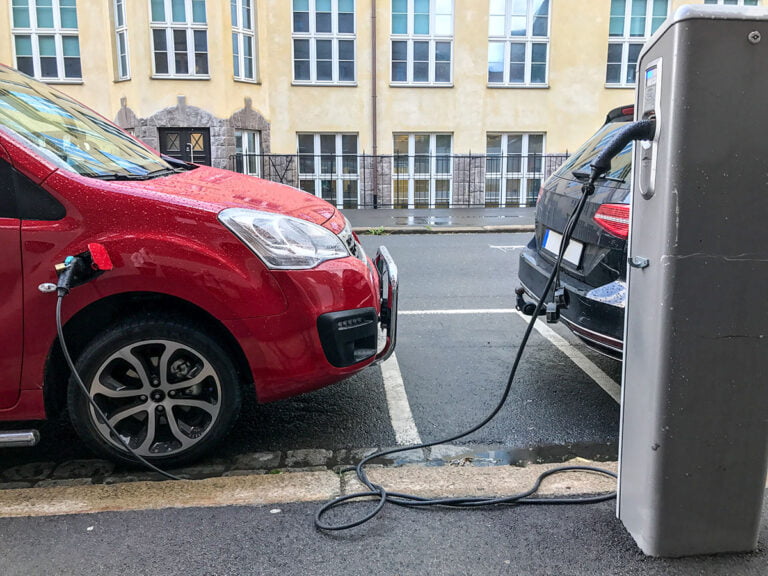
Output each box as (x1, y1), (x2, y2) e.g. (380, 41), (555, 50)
(2, 498), (766, 576)
(0, 233), (621, 471)
(368, 233), (621, 460)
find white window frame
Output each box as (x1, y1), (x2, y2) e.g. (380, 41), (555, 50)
(235, 129), (261, 176)
(292, 0), (357, 85)
(114, 0), (130, 80)
(703, 0), (761, 5)
(606, 0), (668, 87)
(232, 0), (258, 82)
(485, 133), (545, 207)
(390, 0), (454, 86)
(298, 133), (360, 208)
(149, 0), (209, 78)
(487, 0), (550, 87)
(11, 0), (82, 83)
(392, 133), (453, 208)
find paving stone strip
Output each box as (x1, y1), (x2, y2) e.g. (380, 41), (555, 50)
(0, 444), (614, 490)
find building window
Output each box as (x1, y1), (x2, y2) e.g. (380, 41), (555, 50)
(235, 130), (261, 176)
(150, 0), (209, 77)
(390, 0), (453, 85)
(298, 134), (359, 208)
(11, 0), (82, 81)
(485, 133), (544, 207)
(606, 0), (668, 86)
(232, 0), (257, 81)
(292, 0), (356, 84)
(704, 0), (760, 4)
(114, 0), (129, 80)
(487, 0), (550, 86)
(393, 133), (452, 208)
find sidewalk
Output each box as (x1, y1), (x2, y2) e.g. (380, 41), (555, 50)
(346, 207), (536, 234)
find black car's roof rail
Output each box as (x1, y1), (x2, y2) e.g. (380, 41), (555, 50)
(605, 104), (635, 125)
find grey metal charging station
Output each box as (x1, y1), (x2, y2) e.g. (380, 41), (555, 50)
(618, 5), (768, 557)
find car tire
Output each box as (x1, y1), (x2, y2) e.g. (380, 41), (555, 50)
(67, 314), (242, 468)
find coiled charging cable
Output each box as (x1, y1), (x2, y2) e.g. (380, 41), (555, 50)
(316, 179), (617, 531)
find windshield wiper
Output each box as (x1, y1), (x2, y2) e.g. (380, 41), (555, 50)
(161, 154), (196, 170)
(82, 168), (177, 181)
(572, 170), (625, 183)
(143, 168), (178, 178)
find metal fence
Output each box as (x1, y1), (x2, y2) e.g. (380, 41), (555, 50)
(229, 153), (569, 209)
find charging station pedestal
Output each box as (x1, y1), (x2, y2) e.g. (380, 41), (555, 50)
(618, 6), (768, 557)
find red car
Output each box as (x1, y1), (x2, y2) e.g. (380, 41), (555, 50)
(0, 65), (397, 466)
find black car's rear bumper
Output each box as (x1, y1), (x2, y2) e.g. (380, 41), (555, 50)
(518, 238), (625, 359)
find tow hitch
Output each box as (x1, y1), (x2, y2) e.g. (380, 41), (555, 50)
(515, 287), (545, 317)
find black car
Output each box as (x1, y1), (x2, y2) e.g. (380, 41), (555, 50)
(518, 105), (635, 359)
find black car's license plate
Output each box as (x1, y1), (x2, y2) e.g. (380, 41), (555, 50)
(542, 228), (583, 266)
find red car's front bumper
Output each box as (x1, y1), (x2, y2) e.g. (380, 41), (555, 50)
(229, 246), (398, 403)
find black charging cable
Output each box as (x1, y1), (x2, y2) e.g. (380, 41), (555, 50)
(316, 120), (658, 531)
(55, 261), (182, 481)
(315, 178), (616, 531)
(550, 179), (594, 320)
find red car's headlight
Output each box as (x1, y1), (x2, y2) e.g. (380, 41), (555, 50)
(218, 208), (349, 270)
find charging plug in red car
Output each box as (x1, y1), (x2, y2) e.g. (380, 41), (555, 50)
(0, 64), (397, 466)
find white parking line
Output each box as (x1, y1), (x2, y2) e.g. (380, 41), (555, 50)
(380, 352), (422, 445)
(402, 309), (517, 315)
(398, 308), (621, 404)
(512, 310), (622, 403)
(489, 245), (525, 253)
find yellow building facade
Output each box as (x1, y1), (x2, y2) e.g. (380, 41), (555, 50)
(0, 0), (760, 207)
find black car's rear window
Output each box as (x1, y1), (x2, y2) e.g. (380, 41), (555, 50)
(555, 122), (633, 183)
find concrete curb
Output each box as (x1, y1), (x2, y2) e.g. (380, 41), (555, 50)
(353, 225), (535, 235)
(0, 459), (617, 518)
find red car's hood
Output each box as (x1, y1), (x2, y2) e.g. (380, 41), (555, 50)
(122, 166), (344, 232)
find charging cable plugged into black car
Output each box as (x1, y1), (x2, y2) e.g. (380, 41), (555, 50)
(315, 118), (657, 533)
(516, 118), (656, 325)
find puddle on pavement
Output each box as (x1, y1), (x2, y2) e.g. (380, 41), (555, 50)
(368, 442), (618, 468)
(393, 215), (524, 226)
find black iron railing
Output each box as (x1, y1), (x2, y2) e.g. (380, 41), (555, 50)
(229, 153), (569, 209)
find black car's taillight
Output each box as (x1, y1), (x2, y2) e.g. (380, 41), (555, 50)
(594, 203), (630, 239)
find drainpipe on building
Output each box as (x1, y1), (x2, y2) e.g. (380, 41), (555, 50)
(371, 0), (379, 208)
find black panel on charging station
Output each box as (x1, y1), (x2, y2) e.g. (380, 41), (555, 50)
(618, 6), (768, 557)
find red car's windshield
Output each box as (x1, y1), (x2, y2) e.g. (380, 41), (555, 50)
(0, 65), (172, 178)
